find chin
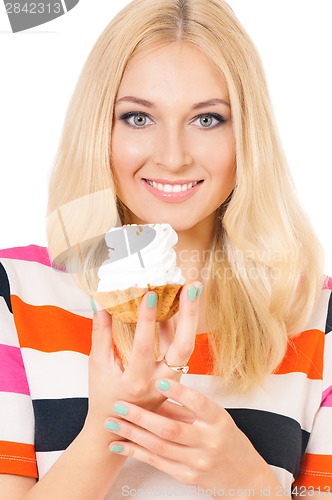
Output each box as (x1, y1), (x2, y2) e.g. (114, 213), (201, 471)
(124, 204), (209, 232)
(155, 216), (201, 233)
(134, 216), (194, 232)
(166, 221), (196, 232)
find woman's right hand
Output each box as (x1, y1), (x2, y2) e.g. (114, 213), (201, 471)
(84, 282), (202, 432)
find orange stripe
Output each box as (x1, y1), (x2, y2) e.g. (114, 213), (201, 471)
(274, 329), (324, 379)
(294, 453), (332, 488)
(188, 333), (213, 375)
(11, 293), (323, 378)
(0, 441), (38, 478)
(188, 329), (325, 378)
(12, 295), (92, 354)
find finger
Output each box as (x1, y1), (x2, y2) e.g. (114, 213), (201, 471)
(158, 319), (175, 357)
(111, 400), (200, 447)
(158, 317), (186, 361)
(164, 282), (202, 368)
(90, 310), (114, 359)
(109, 440), (194, 485)
(155, 378), (224, 425)
(105, 417), (187, 463)
(127, 291), (157, 372)
(157, 400), (196, 424)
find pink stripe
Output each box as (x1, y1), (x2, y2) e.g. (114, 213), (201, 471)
(0, 245), (51, 267)
(323, 276), (332, 290)
(321, 385), (332, 407)
(0, 344), (30, 395)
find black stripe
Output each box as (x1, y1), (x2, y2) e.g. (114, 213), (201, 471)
(0, 261), (12, 313)
(33, 398), (88, 452)
(325, 292), (332, 334)
(33, 398), (309, 479)
(226, 408), (309, 478)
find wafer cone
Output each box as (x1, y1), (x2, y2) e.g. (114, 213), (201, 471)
(94, 284), (183, 323)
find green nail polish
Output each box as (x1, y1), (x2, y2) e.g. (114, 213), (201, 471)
(113, 403), (128, 416)
(105, 420), (120, 431)
(187, 286), (196, 302)
(147, 292), (157, 308)
(157, 379), (171, 391)
(90, 297), (97, 313)
(111, 445), (124, 453)
(196, 285), (203, 298)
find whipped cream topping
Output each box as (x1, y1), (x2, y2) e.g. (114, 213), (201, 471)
(97, 224), (185, 291)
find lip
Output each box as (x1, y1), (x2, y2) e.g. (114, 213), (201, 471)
(142, 178), (203, 203)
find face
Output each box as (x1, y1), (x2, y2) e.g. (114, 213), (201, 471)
(111, 42), (236, 235)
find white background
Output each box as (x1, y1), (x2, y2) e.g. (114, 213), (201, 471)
(0, 1), (331, 274)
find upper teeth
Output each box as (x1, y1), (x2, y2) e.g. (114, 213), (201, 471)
(145, 180), (199, 192)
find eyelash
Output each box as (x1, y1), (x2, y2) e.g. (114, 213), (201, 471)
(118, 111), (227, 129)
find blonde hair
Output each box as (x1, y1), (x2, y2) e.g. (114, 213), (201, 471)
(47, 0), (324, 392)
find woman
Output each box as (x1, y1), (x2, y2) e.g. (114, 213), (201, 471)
(0, 0), (331, 497)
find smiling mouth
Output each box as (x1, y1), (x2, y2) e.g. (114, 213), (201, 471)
(143, 179), (204, 193)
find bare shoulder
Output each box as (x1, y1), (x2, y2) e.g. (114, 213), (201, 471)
(0, 474), (36, 498)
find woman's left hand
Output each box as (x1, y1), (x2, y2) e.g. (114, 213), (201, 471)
(105, 378), (286, 496)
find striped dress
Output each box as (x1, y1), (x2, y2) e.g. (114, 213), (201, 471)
(0, 245), (331, 498)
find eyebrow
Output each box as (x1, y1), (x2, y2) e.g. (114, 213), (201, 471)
(193, 98), (230, 109)
(115, 96), (230, 109)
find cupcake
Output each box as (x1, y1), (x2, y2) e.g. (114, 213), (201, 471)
(93, 224), (185, 323)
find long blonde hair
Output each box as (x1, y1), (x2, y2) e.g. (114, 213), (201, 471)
(47, 0), (324, 392)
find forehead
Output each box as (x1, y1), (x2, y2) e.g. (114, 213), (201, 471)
(117, 42), (229, 102)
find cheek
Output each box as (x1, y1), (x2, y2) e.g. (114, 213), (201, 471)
(111, 137), (144, 201)
(194, 127), (236, 170)
(111, 129), (148, 175)
(205, 144), (236, 179)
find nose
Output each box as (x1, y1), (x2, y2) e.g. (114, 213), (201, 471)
(152, 125), (193, 172)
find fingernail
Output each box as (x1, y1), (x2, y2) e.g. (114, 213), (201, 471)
(105, 420), (120, 431)
(147, 292), (157, 308)
(113, 403), (128, 416)
(196, 284), (203, 298)
(111, 444), (124, 453)
(157, 379), (171, 391)
(187, 285), (196, 302)
(90, 297), (97, 313)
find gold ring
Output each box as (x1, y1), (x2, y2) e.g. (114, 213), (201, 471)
(162, 356), (189, 374)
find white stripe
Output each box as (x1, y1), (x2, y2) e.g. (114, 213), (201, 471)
(305, 406), (332, 454)
(35, 450), (296, 493)
(110, 458), (221, 499)
(2, 258), (92, 318)
(305, 289), (331, 332)
(36, 455), (296, 496)
(0, 299), (19, 347)
(21, 349), (89, 399)
(0, 392), (34, 444)
(36, 450), (63, 479)
(108, 459), (296, 499)
(182, 372), (321, 432)
(323, 331), (332, 392)
(268, 465), (294, 491)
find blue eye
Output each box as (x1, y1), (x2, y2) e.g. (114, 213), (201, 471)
(200, 116), (213, 127)
(194, 113), (226, 129)
(119, 112), (153, 128)
(132, 114), (148, 126)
